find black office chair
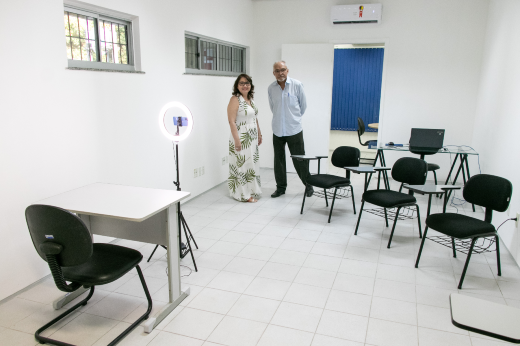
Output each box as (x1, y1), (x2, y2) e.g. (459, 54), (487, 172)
(357, 117), (377, 165)
(301, 146), (359, 223)
(415, 174), (512, 289)
(25, 204), (152, 346)
(355, 157), (428, 248)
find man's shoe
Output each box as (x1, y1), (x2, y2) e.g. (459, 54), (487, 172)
(271, 189), (285, 198)
(305, 186), (314, 197)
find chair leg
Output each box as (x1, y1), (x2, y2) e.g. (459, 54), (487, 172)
(398, 183), (403, 193)
(384, 208), (388, 227)
(415, 205), (422, 238)
(328, 188), (338, 223)
(451, 238), (457, 258)
(324, 188), (329, 207)
(108, 265), (153, 346)
(387, 207), (401, 248)
(300, 184), (308, 214)
(35, 287), (96, 345)
(496, 235), (501, 276)
(415, 226), (429, 268)
(458, 238), (477, 289)
(350, 186), (356, 214)
(354, 201), (365, 235)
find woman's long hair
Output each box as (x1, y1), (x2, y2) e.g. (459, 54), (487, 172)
(232, 74), (255, 100)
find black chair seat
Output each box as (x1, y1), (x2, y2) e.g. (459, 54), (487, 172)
(363, 190), (416, 208)
(428, 163), (440, 171)
(426, 213), (496, 239)
(307, 174), (350, 189)
(63, 243), (143, 286)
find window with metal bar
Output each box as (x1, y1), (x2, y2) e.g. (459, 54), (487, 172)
(64, 11), (97, 61)
(184, 32), (247, 76)
(185, 37), (198, 69)
(63, 6), (136, 71)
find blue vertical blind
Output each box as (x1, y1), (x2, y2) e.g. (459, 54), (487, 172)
(331, 48), (384, 132)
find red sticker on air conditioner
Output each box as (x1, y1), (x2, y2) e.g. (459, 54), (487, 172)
(359, 5), (364, 18)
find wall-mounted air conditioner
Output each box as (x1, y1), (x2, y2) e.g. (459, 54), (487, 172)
(331, 4), (382, 25)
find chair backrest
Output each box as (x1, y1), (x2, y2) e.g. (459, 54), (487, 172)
(463, 174), (512, 213)
(331, 146), (360, 169)
(357, 118), (365, 137)
(391, 157), (428, 185)
(26, 204), (93, 267)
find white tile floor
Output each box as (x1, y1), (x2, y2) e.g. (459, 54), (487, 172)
(2, 167), (520, 345)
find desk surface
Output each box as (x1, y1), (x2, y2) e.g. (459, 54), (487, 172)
(450, 294), (520, 343)
(37, 183), (190, 222)
(404, 184), (462, 194)
(368, 123), (379, 130)
(373, 145), (478, 156)
(344, 166), (390, 173)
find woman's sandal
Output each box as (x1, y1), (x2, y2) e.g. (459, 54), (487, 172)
(247, 197), (258, 203)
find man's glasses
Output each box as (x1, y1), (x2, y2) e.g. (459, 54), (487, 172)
(238, 82), (251, 86)
(274, 68), (287, 74)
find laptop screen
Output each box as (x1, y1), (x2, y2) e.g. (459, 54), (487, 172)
(409, 128), (445, 149)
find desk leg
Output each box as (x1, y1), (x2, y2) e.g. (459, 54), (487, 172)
(445, 154), (459, 185)
(143, 204), (189, 333)
(463, 155), (476, 212)
(427, 195), (432, 217)
(379, 151), (390, 190)
(446, 156), (466, 202)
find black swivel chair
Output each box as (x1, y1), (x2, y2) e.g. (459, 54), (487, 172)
(301, 146), (360, 223)
(25, 204), (152, 346)
(355, 157), (428, 248)
(357, 117), (377, 165)
(415, 174), (512, 289)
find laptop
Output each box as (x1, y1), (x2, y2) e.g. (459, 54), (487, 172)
(409, 128), (445, 153)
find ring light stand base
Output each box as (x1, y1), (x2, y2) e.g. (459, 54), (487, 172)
(147, 142), (198, 272)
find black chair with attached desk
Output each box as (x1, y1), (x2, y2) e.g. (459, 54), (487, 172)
(25, 204), (152, 346)
(357, 117), (377, 165)
(408, 148), (440, 196)
(300, 146), (360, 223)
(355, 157), (428, 248)
(415, 174), (512, 289)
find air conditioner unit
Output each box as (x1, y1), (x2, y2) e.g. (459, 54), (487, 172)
(331, 4), (382, 25)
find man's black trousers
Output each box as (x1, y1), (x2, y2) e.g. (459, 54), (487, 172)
(273, 131), (309, 192)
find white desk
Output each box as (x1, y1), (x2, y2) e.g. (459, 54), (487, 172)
(36, 183), (191, 333)
(450, 293), (520, 343)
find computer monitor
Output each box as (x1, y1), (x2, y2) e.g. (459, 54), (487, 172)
(409, 128), (445, 151)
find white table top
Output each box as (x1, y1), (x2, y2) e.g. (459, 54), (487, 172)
(450, 293), (520, 342)
(36, 183), (191, 222)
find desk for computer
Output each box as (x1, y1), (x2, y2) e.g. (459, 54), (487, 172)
(36, 183), (190, 333)
(371, 145), (478, 211)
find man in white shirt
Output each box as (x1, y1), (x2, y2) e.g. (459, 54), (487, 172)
(268, 61), (313, 198)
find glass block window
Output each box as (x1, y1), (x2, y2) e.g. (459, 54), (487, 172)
(98, 20), (128, 64)
(64, 11), (97, 61)
(185, 32), (247, 76)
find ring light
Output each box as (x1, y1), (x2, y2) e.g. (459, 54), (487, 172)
(158, 101), (193, 142)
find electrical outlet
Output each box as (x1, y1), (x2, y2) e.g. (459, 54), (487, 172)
(516, 212), (519, 228)
(194, 168), (197, 178)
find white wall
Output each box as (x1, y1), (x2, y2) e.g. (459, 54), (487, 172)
(252, 0), (489, 181)
(0, 0), (254, 300)
(471, 0), (520, 263)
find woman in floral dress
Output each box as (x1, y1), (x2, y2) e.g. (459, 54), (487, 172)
(227, 74), (262, 202)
